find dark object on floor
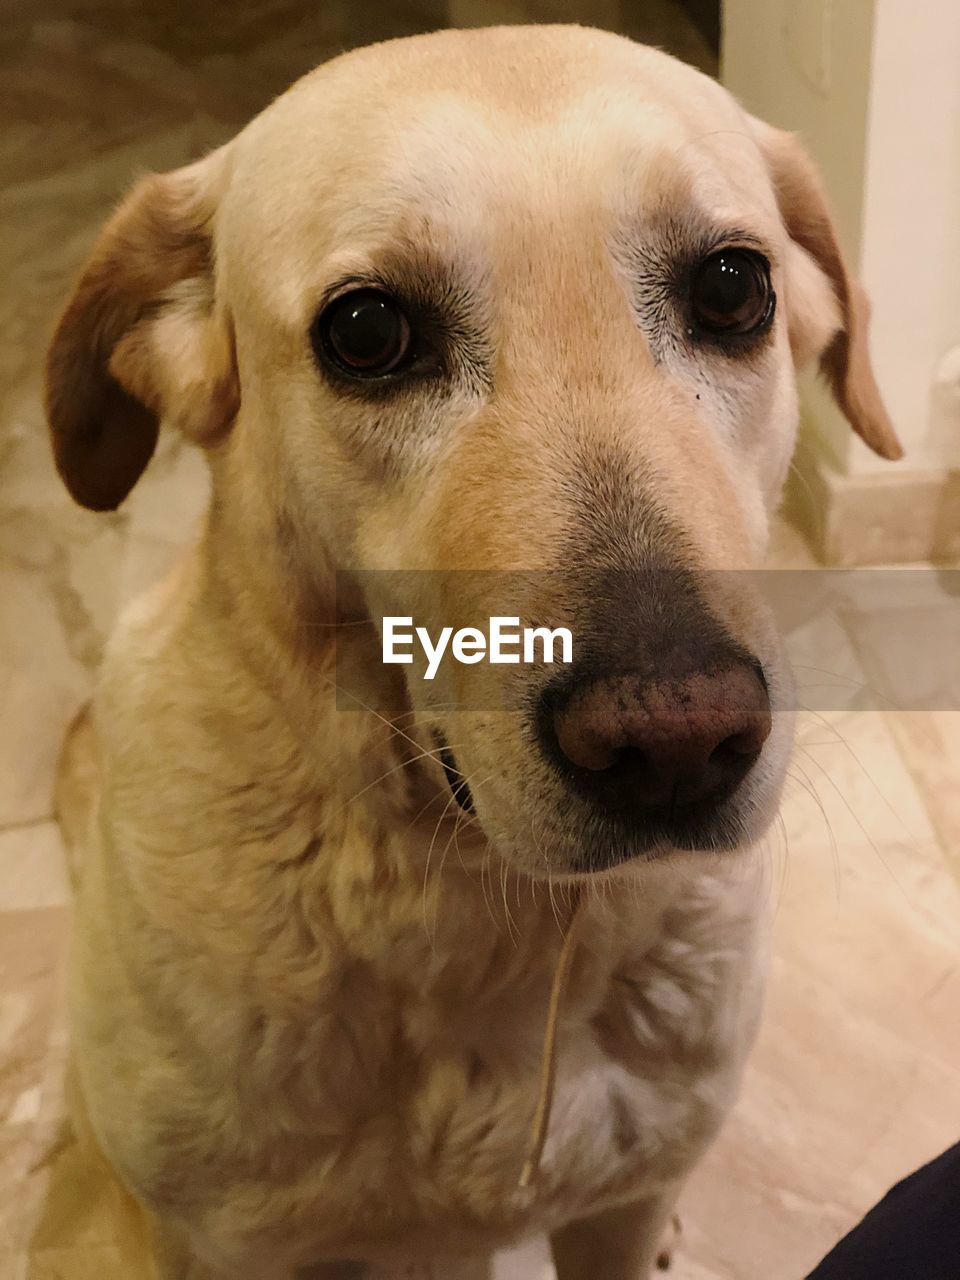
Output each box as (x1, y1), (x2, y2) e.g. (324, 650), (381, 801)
(807, 1142), (960, 1278)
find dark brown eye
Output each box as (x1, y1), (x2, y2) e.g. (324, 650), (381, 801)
(690, 250), (774, 338)
(314, 289), (412, 377)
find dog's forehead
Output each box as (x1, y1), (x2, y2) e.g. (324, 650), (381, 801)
(220, 27), (779, 315)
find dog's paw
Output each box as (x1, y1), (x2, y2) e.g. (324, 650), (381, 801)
(655, 1214), (682, 1271)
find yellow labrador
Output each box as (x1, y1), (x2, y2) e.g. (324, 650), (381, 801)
(45, 25), (900, 1280)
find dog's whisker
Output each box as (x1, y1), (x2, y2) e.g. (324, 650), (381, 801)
(797, 747), (917, 910)
(400, 784), (454, 841)
(785, 755), (839, 876)
(785, 457), (818, 512)
(339, 741), (475, 814)
(500, 855), (519, 948)
(788, 754), (844, 901)
(423, 788), (463, 920)
(796, 703), (923, 846)
(791, 666), (900, 712)
(776, 811), (792, 911)
(427, 813), (462, 952)
(314, 669), (436, 758)
(400, 746), (479, 832)
(526, 814), (566, 936)
(760, 806), (791, 918)
(479, 844), (499, 933)
(422, 765), (495, 944)
(547, 870), (561, 934)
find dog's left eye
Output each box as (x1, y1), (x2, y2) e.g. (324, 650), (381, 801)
(689, 250), (774, 339)
(313, 289), (413, 378)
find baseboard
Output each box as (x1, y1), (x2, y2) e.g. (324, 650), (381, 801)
(785, 441), (960, 566)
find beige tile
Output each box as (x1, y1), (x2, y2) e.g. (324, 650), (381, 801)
(679, 829), (960, 1277)
(839, 570), (960, 712)
(0, 906), (71, 1263)
(672, 622), (960, 1280)
(789, 709), (939, 844)
(118, 533), (186, 610)
(0, 824), (70, 912)
(783, 610), (876, 716)
(0, 504), (125, 826)
(124, 433), (209, 545)
(883, 710), (960, 886)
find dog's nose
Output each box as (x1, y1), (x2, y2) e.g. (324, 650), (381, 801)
(548, 656), (771, 819)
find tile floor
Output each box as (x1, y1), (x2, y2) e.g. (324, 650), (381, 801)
(3, 3), (960, 1279)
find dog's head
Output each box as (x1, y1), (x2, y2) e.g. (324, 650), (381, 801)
(45, 27), (899, 876)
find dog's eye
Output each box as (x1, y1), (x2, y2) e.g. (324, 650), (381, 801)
(689, 250), (774, 338)
(313, 289), (412, 377)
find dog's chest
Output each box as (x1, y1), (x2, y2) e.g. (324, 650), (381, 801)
(172, 890), (758, 1270)
(79, 782), (763, 1272)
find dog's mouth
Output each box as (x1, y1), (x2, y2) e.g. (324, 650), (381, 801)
(433, 732), (475, 814)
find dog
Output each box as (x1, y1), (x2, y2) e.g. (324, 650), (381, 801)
(45, 24), (901, 1280)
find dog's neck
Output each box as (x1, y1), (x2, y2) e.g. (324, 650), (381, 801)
(134, 513), (570, 983)
(131, 502), (684, 1007)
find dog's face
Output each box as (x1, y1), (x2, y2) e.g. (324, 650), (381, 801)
(46, 27), (900, 876)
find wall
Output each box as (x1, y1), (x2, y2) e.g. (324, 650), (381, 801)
(722, 0), (879, 472)
(723, 0), (960, 558)
(860, 0), (960, 472)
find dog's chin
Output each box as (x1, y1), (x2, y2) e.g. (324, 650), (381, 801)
(433, 734), (787, 881)
(472, 783), (783, 883)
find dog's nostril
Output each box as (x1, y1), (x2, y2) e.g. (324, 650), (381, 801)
(709, 730), (764, 767)
(544, 654), (772, 826)
(613, 745), (647, 772)
(600, 743), (654, 777)
(556, 726), (621, 772)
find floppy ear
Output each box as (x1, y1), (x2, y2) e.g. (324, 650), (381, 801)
(748, 116), (903, 461)
(45, 154), (239, 511)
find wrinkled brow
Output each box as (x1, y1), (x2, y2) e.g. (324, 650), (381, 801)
(332, 232), (493, 322)
(320, 239), (494, 390)
(617, 204), (777, 269)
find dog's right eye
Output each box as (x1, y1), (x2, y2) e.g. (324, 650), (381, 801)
(688, 249), (774, 341)
(312, 289), (413, 378)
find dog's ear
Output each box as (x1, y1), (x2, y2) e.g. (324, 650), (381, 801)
(748, 116), (902, 461)
(45, 153), (238, 511)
